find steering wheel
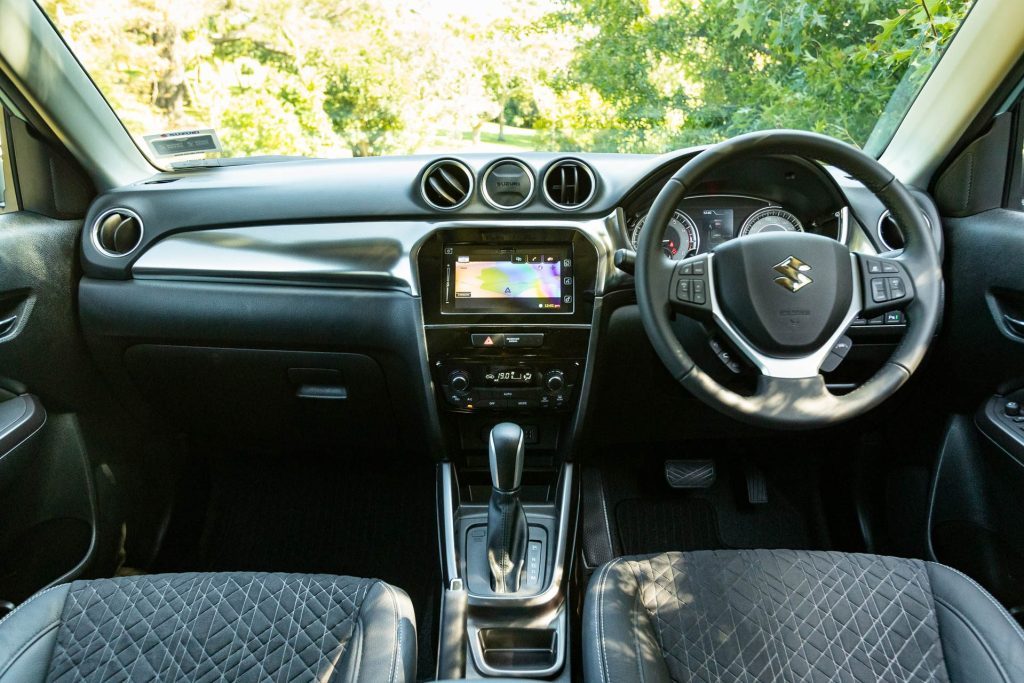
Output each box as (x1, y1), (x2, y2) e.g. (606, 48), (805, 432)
(636, 130), (942, 429)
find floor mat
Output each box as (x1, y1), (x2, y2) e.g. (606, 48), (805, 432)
(589, 443), (827, 564)
(154, 450), (439, 679)
(616, 498), (722, 555)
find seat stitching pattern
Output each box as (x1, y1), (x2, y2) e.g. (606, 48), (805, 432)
(623, 550), (952, 683)
(43, 572), (376, 683)
(595, 560), (616, 683)
(0, 584), (66, 631)
(0, 619), (59, 678)
(929, 563), (1024, 645)
(932, 595), (1012, 683)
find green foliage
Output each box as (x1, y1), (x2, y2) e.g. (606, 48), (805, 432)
(40, 0), (974, 158)
(540, 0), (973, 152)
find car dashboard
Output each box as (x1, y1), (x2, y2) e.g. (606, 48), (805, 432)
(74, 149), (941, 462)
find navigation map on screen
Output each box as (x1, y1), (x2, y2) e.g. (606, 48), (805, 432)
(454, 260), (561, 300)
(443, 246), (573, 314)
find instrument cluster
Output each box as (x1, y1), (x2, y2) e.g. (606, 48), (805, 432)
(626, 195), (843, 259)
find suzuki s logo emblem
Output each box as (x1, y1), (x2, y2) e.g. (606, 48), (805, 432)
(773, 256), (813, 293)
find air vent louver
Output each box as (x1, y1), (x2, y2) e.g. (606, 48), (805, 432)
(421, 159), (473, 210)
(876, 209), (932, 252)
(877, 211), (904, 251)
(543, 159), (596, 210)
(92, 209), (144, 257)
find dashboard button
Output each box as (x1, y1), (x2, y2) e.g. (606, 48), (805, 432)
(471, 333), (504, 348)
(505, 333), (544, 348)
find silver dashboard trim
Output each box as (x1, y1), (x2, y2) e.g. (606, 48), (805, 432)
(131, 215), (621, 297)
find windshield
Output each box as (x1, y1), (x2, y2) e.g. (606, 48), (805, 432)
(40, 0), (973, 162)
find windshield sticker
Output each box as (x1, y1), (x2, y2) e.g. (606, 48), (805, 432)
(144, 129), (223, 158)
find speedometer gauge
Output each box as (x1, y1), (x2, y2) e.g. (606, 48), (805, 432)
(629, 210), (700, 260)
(739, 207), (803, 236)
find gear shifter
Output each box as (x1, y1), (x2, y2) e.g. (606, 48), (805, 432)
(486, 422), (528, 593)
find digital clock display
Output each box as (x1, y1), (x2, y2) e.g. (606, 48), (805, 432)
(484, 367), (536, 386)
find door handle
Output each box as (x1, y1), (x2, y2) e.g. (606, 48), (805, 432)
(0, 315), (16, 337)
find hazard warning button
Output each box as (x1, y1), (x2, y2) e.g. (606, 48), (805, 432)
(470, 333), (504, 348)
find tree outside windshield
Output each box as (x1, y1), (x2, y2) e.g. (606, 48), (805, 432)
(40, 0), (973, 160)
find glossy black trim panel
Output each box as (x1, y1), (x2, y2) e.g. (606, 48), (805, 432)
(0, 394), (45, 458)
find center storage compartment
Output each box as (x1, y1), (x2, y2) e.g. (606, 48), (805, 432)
(476, 627), (559, 672)
(124, 345), (397, 449)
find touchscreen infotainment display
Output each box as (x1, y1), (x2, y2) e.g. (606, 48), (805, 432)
(442, 244), (574, 314)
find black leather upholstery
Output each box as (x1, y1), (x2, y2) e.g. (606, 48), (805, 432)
(487, 489), (529, 593)
(0, 572), (416, 682)
(584, 549), (1024, 683)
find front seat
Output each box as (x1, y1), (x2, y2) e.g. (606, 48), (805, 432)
(0, 572), (416, 682)
(584, 549), (1024, 683)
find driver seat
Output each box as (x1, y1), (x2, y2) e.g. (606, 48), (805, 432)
(584, 549), (1024, 682)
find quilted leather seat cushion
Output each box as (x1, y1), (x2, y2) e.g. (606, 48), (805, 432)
(584, 549), (1024, 683)
(0, 572), (416, 683)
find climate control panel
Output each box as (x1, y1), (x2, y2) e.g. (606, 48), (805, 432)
(435, 359), (581, 413)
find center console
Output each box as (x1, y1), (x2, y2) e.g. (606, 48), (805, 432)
(418, 223), (609, 680)
(419, 227), (600, 467)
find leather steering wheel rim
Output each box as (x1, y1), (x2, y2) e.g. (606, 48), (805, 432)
(635, 130), (942, 429)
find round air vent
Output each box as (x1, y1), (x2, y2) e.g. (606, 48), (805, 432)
(92, 208), (144, 257)
(420, 159), (474, 210)
(876, 209), (932, 252)
(543, 159), (596, 210)
(482, 159), (535, 210)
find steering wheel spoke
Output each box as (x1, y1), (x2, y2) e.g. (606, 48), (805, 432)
(857, 254), (915, 315)
(667, 254), (714, 317)
(634, 130), (941, 428)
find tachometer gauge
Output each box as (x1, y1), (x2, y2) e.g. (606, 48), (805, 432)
(629, 210), (700, 260)
(738, 207), (803, 236)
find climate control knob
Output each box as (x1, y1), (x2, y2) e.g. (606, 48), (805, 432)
(449, 371), (471, 393)
(544, 370), (565, 393)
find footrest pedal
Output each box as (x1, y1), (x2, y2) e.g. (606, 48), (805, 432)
(664, 460), (716, 489)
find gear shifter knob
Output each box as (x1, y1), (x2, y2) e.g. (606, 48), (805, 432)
(489, 422), (524, 493)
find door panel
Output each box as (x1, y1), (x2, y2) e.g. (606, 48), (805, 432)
(0, 212), (101, 607)
(937, 208), (1024, 405)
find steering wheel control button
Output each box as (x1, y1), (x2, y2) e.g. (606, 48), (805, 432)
(884, 311), (904, 324)
(831, 335), (853, 358)
(471, 333), (504, 348)
(871, 278), (888, 302)
(672, 257), (712, 311)
(820, 335), (852, 373)
(860, 256), (914, 315)
(677, 280), (691, 301)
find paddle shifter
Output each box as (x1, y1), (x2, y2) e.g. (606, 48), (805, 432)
(486, 422), (528, 593)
